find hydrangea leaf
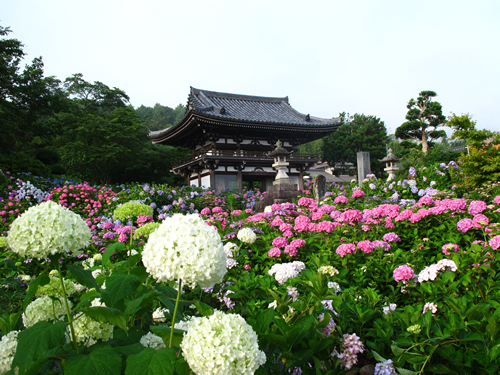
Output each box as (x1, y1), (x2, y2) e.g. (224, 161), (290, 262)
(67, 264), (100, 291)
(85, 306), (127, 332)
(12, 320), (66, 375)
(102, 242), (125, 266)
(22, 272), (50, 309)
(103, 272), (141, 307)
(64, 345), (121, 375)
(124, 347), (176, 375)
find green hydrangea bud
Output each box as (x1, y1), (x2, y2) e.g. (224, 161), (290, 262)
(113, 202), (153, 222)
(407, 324), (421, 334)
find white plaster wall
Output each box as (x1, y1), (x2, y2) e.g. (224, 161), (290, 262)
(201, 175), (211, 188)
(190, 179), (198, 187)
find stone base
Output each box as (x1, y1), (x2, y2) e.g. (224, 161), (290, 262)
(255, 183), (299, 212)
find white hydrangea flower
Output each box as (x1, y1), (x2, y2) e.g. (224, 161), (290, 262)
(142, 214), (227, 289)
(0, 330), (19, 375)
(82, 258), (95, 270)
(268, 300), (278, 309)
(7, 201), (91, 259)
(328, 281), (342, 294)
(224, 242), (239, 258)
(20, 275), (31, 282)
(180, 311), (266, 375)
(93, 253), (102, 261)
(140, 332), (166, 350)
(383, 303), (397, 315)
(264, 206), (273, 213)
(175, 318), (194, 332)
(152, 307), (169, 323)
(71, 315), (113, 347)
(237, 228), (257, 245)
(23, 296), (69, 328)
(226, 258), (239, 269)
(36, 277), (78, 298)
(268, 262), (306, 285)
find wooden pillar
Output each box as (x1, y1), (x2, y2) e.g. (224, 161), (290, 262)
(298, 170), (304, 190)
(237, 170), (242, 190)
(198, 171), (202, 187)
(210, 170), (216, 190)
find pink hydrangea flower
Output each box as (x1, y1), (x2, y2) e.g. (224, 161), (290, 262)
(271, 204), (282, 211)
(442, 243), (460, 255)
(271, 217), (285, 227)
(334, 195), (349, 204)
(336, 244), (356, 257)
(231, 210), (242, 216)
(418, 196), (434, 206)
(268, 247), (281, 257)
(297, 197), (317, 208)
(317, 221), (336, 233)
(449, 199), (467, 212)
(338, 209), (363, 224)
(357, 240), (374, 254)
(489, 235), (500, 250)
(272, 237), (288, 248)
(473, 214), (489, 226)
(283, 230), (294, 238)
(352, 190), (366, 199)
(279, 223), (293, 232)
(212, 207), (223, 214)
(200, 207), (211, 215)
(284, 245), (298, 257)
(311, 211), (324, 221)
(494, 196), (500, 205)
(384, 217), (395, 229)
(383, 232), (401, 243)
(290, 239), (305, 248)
(393, 265), (414, 282)
(468, 200), (487, 216)
(372, 240), (390, 251)
(457, 218), (477, 233)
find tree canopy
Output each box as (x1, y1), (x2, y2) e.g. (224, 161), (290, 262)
(321, 113), (388, 177)
(395, 90), (446, 154)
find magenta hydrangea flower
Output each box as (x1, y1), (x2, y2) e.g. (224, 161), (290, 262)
(383, 232), (401, 243)
(212, 207), (223, 214)
(334, 196), (349, 204)
(336, 244), (356, 257)
(231, 210), (242, 217)
(393, 265), (414, 282)
(418, 196), (434, 206)
(338, 209), (363, 224)
(297, 197), (317, 208)
(357, 240), (374, 254)
(283, 230), (294, 238)
(268, 247), (281, 257)
(457, 218), (477, 233)
(494, 196), (500, 205)
(352, 190), (366, 199)
(489, 235), (500, 250)
(279, 223), (293, 232)
(448, 198), (467, 212)
(468, 200), (487, 216)
(272, 237), (288, 248)
(317, 221), (335, 233)
(473, 214), (489, 225)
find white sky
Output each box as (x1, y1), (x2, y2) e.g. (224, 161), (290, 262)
(2, 0), (499, 135)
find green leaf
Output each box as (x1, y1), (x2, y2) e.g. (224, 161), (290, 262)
(104, 272), (141, 306)
(125, 292), (155, 315)
(396, 368), (419, 375)
(85, 306), (127, 332)
(102, 242), (125, 265)
(255, 308), (275, 334)
(12, 321), (66, 375)
(426, 364), (458, 374)
(194, 301), (214, 317)
(371, 350), (387, 362)
(64, 345), (122, 375)
(23, 273), (50, 309)
(125, 347), (176, 375)
(391, 343), (405, 356)
(68, 264), (100, 291)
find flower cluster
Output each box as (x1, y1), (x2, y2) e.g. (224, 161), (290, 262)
(237, 227), (257, 244)
(334, 333), (365, 370)
(36, 276), (84, 298)
(180, 311), (266, 375)
(268, 261), (306, 285)
(418, 259), (458, 283)
(393, 265), (414, 283)
(71, 314), (114, 347)
(23, 296), (69, 328)
(374, 359), (397, 375)
(318, 266), (339, 277)
(407, 325), (421, 334)
(140, 332), (166, 350)
(142, 214), (227, 288)
(7, 201), (91, 259)
(152, 307), (169, 323)
(113, 201), (154, 222)
(336, 243), (356, 257)
(0, 330), (19, 375)
(423, 302), (438, 315)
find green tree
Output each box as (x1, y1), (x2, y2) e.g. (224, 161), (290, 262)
(0, 25), (64, 175)
(395, 91), (447, 155)
(321, 113), (388, 177)
(447, 113), (500, 189)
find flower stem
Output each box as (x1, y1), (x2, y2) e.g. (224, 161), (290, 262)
(57, 262), (78, 354)
(169, 279), (182, 348)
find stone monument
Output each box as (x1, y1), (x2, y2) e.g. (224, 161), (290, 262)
(313, 175), (326, 204)
(357, 152), (371, 185)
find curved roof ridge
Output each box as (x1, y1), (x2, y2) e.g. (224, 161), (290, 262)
(191, 87), (289, 104)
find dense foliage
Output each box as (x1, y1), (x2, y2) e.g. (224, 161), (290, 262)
(0, 25), (187, 185)
(1, 158), (500, 374)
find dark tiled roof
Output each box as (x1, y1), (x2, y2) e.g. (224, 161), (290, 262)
(188, 87), (339, 126)
(149, 87), (340, 141)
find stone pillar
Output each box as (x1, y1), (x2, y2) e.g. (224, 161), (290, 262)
(237, 170), (242, 190)
(357, 152), (371, 185)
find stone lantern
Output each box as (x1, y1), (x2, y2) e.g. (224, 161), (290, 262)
(379, 148), (400, 181)
(266, 140), (292, 185)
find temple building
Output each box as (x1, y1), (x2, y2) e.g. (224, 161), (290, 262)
(149, 87), (340, 192)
